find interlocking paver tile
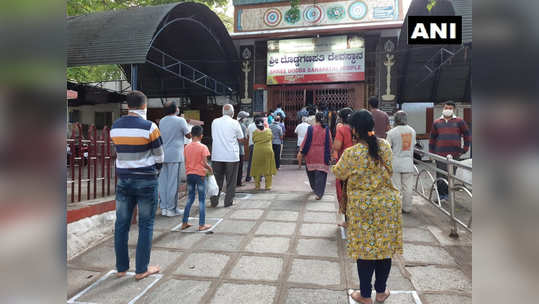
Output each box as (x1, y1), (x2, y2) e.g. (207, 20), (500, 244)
(295, 238), (339, 257)
(210, 283), (277, 304)
(255, 221), (296, 236)
(266, 210), (299, 221)
(138, 279), (211, 303)
(288, 259), (340, 286)
(245, 236), (291, 254)
(300, 223), (338, 238)
(174, 253), (230, 278)
(230, 256), (283, 281)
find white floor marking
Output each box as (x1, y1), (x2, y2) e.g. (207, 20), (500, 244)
(347, 289), (422, 304)
(170, 217), (223, 233)
(67, 270), (162, 304)
(235, 193), (253, 200)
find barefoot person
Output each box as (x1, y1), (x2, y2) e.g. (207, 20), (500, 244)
(110, 91), (163, 280)
(250, 117), (277, 190)
(181, 126), (213, 231)
(332, 110), (403, 304)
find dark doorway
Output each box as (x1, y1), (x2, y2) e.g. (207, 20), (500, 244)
(306, 90), (314, 107)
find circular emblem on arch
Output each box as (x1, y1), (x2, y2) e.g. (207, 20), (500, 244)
(327, 6), (345, 21)
(264, 8), (282, 27)
(348, 1), (368, 20)
(303, 5), (323, 24)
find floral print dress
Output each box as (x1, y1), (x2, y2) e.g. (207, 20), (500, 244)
(332, 139), (403, 260)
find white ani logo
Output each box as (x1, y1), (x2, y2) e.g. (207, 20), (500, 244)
(410, 23), (457, 39)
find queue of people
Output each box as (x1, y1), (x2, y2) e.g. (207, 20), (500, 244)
(110, 90), (470, 304)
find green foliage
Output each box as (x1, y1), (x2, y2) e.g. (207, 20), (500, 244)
(426, 0), (437, 13)
(67, 65), (124, 83)
(67, 0), (232, 83)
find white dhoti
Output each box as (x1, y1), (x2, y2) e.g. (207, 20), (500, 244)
(158, 162), (181, 211)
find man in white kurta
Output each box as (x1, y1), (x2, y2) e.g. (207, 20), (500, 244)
(210, 104), (245, 207)
(387, 111), (416, 213)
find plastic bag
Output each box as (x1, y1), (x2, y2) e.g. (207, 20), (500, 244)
(206, 175), (219, 197)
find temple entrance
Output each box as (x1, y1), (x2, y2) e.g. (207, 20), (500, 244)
(268, 83), (365, 137)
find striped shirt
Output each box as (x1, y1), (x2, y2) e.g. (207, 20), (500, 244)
(429, 116), (471, 158)
(111, 115), (164, 179)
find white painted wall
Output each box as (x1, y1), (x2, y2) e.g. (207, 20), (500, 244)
(69, 103), (122, 126)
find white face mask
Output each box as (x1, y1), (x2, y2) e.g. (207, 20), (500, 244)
(442, 109), (453, 118)
(129, 108), (147, 120)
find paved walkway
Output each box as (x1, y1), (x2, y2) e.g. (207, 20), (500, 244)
(67, 165), (471, 304)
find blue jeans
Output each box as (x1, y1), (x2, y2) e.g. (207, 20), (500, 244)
(182, 174), (206, 226)
(114, 177), (158, 274)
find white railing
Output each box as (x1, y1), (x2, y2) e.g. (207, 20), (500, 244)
(413, 149), (472, 237)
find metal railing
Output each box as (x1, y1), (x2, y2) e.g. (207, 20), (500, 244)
(413, 149), (472, 237)
(67, 123), (117, 203)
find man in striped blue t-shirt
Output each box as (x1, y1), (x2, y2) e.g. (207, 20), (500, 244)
(110, 90), (164, 280)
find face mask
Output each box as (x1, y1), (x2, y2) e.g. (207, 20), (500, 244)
(442, 109), (453, 118)
(129, 108), (147, 120)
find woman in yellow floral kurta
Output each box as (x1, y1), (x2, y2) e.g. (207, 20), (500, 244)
(332, 109), (402, 304)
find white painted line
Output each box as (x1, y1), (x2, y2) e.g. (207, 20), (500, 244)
(68, 270), (115, 303)
(170, 217), (223, 233)
(128, 273), (163, 304)
(340, 226), (347, 240)
(68, 270), (162, 304)
(236, 193), (253, 200)
(347, 289), (422, 304)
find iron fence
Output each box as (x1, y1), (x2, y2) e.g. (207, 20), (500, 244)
(413, 149), (472, 237)
(67, 123), (116, 203)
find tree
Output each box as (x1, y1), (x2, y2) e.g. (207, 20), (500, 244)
(67, 0), (233, 83)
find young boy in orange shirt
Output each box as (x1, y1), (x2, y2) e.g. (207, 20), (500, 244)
(181, 125), (213, 231)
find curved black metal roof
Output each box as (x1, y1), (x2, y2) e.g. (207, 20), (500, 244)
(396, 0), (471, 104)
(67, 2), (240, 97)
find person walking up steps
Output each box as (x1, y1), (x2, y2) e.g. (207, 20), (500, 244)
(332, 110), (403, 304)
(294, 116), (310, 168)
(181, 126), (213, 231)
(270, 115), (284, 170)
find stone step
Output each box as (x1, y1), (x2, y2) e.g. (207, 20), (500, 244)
(280, 159), (298, 165)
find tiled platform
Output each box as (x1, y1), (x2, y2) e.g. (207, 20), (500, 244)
(68, 165), (471, 303)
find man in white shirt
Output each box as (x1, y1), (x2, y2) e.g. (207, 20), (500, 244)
(294, 116), (310, 152)
(244, 114), (259, 183)
(210, 104), (245, 207)
(387, 111), (416, 213)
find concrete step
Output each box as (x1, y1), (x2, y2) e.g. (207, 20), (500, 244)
(280, 158), (298, 165)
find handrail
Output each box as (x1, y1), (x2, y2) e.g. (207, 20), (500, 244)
(413, 149), (472, 236)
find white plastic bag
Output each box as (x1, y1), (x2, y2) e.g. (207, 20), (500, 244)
(207, 175), (219, 197)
